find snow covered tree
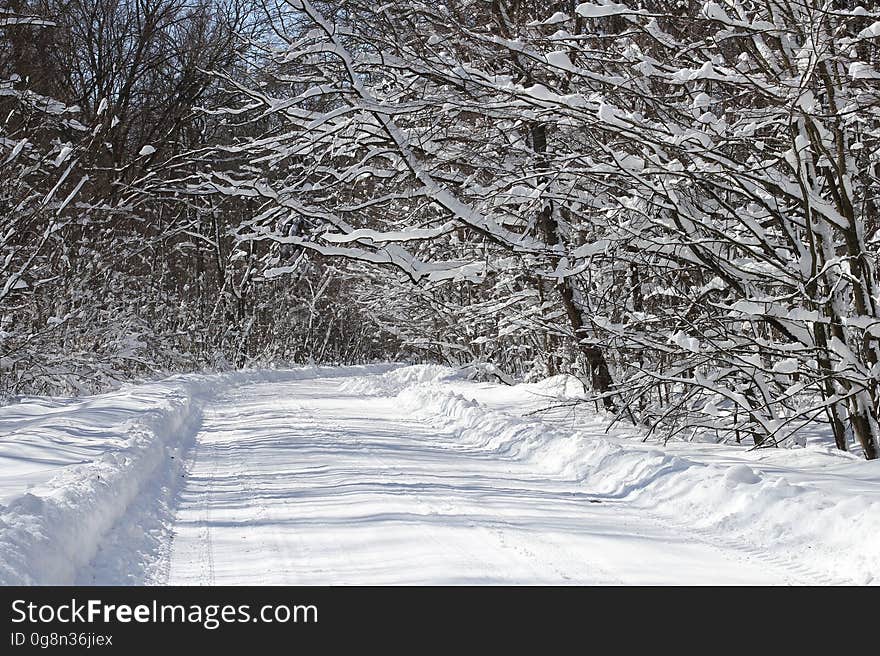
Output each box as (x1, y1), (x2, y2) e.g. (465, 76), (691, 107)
(5, 0), (880, 460)
(189, 0), (880, 459)
(562, 0), (880, 457)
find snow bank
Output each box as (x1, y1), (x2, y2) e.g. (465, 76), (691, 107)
(397, 380), (880, 584)
(525, 374), (590, 400)
(340, 364), (465, 397)
(0, 384), (201, 585)
(0, 365), (390, 585)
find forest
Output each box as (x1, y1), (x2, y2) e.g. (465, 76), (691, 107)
(3, 0), (880, 460)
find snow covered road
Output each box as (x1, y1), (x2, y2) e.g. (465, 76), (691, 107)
(2, 366), (878, 585)
(166, 376), (786, 585)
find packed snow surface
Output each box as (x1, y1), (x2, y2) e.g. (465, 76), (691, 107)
(1, 365), (878, 585)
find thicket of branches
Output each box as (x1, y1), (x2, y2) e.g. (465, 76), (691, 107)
(0, 0), (406, 398)
(3, 0), (880, 459)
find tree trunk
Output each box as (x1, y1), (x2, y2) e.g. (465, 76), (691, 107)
(532, 125), (615, 410)
(848, 391), (879, 460)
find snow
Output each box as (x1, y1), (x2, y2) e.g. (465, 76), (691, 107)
(531, 12), (568, 26)
(576, 2), (636, 18)
(672, 330), (701, 352)
(0, 366), (391, 585)
(858, 21), (880, 38)
(6, 138), (26, 162)
(702, 2), (731, 22)
(1, 366), (878, 585)
(319, 223), (455, 244)
(692, 92), (712, 109)
(546, 51), (573, 71)
(597, 101), (627, 127)
(772, 358), (799, 374)
(53, 145), (73, 167)
(573, 239), (610, 258)
(848, 62), (880, 80)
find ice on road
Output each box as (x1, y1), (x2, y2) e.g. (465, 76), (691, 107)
(167, 377), (787, 585)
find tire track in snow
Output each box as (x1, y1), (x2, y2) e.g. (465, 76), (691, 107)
(348, 411), (621, 584)
(166, 404), (217, 586)
(163, 373), (810, 585)
(346, 422), (513, 584)
(635, 509), (844, 586)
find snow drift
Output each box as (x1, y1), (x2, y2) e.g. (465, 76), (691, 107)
(395, 370), (880, 584)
